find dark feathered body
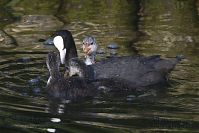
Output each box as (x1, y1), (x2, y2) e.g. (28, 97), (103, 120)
(46, 30), (183, 91)
(46, 52), (95, 101)
(92, 55), (181, 89)
(46, 76), (95, 101)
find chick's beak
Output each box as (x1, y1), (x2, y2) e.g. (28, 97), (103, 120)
(83, 44), (92, 55)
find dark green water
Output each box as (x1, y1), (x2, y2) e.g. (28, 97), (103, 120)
(0, 0), (198, 132)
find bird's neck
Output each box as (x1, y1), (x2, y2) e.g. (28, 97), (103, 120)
(47, 69), (62, 85)
(85, 54), (95, 65)
(49, 68), (62, 79)
(64, 47), (78, 66)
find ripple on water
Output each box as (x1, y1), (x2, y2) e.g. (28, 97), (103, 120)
(0, 0), (198, 132)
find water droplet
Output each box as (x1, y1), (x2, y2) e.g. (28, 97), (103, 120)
(51, 118), (61, 123)
(47, 128), (56, 133)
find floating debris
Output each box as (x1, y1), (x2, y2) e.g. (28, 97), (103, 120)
(0, 30), (17, 47)
(38, 38), (46, 42)
(51, 118), (61, 123)
(109, 49), (118, 55)
(43, 37), (54, 45)
(97, 86), (110, 93)
(28, 77), (40, 85)
(47, 128), (56, 133)
(107, 42), (119, 49)
(17, 57), (31, 63)
(126, 95), (136, 102)
(97, 48), (106, 54)
(32, 88), (41, 95)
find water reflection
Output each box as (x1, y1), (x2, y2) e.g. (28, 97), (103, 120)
(57, 0), (139, 56)
(137, 0), (199, 56)
(0, 0), (198, 132)
(0, 0), (15, 29)
(136, 0), (199, 98)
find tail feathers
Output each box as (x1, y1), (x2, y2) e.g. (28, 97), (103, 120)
(176, 54), (184, 62)
(154, 55), (184, 73)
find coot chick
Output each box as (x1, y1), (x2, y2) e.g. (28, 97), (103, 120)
(68, 57), (95, 80)
(82, 36), (98, 65)
(46, 52), (95, 101)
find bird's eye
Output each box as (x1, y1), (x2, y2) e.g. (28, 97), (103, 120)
(91, 42), (93, 45)
(83, 42), (85, 45)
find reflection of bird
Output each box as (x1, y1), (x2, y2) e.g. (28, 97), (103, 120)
(46, 52), (95, 101)
(46, 30), (183, 89)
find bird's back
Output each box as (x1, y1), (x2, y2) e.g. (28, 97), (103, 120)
(92, 55), (181, 87)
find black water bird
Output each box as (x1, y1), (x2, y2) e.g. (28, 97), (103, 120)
(46, 30), (183, 90)
(53, 30), (78, 65)
(46, 52), (96, 101)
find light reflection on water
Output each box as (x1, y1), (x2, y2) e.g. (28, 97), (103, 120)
(0, 0), (198, 132)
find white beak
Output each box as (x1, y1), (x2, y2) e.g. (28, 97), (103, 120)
(53, 36), (66, 64)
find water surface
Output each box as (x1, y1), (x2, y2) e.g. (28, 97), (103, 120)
(0, 0), (198, 132)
